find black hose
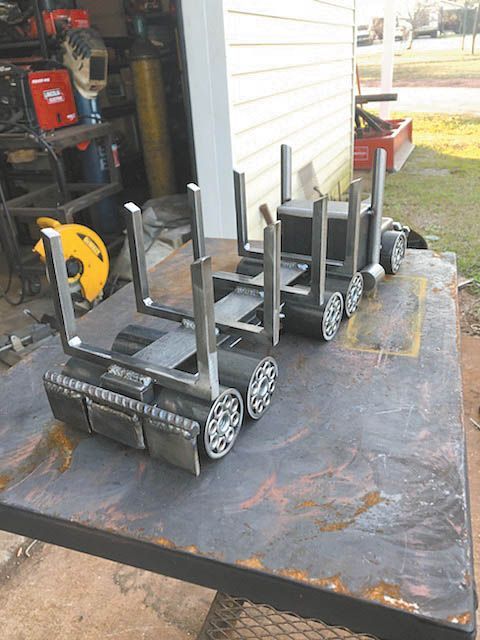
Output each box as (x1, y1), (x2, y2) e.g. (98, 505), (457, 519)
(0, 108), (23, 133)
(0, 119), (68, 191)
(0, 176), (26, 305)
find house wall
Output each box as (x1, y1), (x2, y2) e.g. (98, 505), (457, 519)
(223, 0), (356, 239)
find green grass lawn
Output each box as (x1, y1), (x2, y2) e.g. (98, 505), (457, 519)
(359, 46), (480, 87)
(382, 113), (480, 280)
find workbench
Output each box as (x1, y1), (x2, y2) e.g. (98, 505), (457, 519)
(0, 122), (122, 223)
(0, 241), (475, 640)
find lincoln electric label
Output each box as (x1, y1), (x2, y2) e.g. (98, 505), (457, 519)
(43, 88), (65, 104)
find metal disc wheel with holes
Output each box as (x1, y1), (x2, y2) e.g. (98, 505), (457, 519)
(247, 357), (278, 420)
(344, 272), (364, 318)
(321, 292), (344, 341)
(380, 231), (407, 275)
(203, 388), (244, 459)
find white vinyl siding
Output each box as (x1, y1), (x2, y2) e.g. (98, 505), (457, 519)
(224, 0), (356, 239)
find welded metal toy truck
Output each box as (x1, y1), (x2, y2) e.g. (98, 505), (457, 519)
(41, 149), (409, 475)
(276, 145), (410, 291)
(236, 147), (409, 323)
(41, 184), (285, 475)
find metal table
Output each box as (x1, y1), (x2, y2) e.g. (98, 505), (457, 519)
(0, 241), (474, 640)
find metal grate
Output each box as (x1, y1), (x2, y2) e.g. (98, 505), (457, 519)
(198, 593), (380, 640)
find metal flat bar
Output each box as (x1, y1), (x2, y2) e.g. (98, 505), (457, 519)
(236, 219), (354, 270)
(0, 123), (114, 151)
(137, 326), (196, 369)
(188, 183), (206, 260)
(217, 321), (263, 336)
(125, 202), (150, 303)
(355, 93), (398, 104)
(237, 242), (310, 266)
(43, 122), (114, 150)
(6, 184), (56, 207)
(72, 342), (202, 395)
(309, 196), (327, 306)
(8, 184), (122, 222)
(218, 264), (306, 311)
(263, 221), (281, 345)
(61, 182), (122, 219)
(234, 169), (313, 266)
(41, 229), (77, 350)
(213, 272), (309, 299)
(368, 148), (387, 265)
(234, 170), (250, 258)
(124, 202), (191, 323)
(215, 317), (270, 345)
(340, 179), (363, 277)
(7, 207), (66, 222)
(242, 239), (359, 271)
(191, 257), (219, 399)
(281, 144), (292, 203)
(214, 272), (254, 287)
(66, 182), (118, 191)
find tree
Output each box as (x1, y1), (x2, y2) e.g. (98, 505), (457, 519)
(459, 0), (478, 50)
(407, 1), (438, 32)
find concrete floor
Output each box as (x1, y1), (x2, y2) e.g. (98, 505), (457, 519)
(0, 271), (479, 638)
(0, 543), (214, 639)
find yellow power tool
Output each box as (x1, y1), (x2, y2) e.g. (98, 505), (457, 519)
(33, 218), (109, 304)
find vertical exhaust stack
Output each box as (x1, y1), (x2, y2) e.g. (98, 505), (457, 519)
(361, 148), (387, 291)
(280, 144), (292, 204)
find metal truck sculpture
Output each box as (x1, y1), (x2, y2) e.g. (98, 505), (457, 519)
(41, 147), (409, 475)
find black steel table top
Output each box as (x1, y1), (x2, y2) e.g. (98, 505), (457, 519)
(0, 242), (474, 640)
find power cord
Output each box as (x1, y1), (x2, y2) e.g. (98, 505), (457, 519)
(0, 176), (27, 305)
(0, 119), (67, 305)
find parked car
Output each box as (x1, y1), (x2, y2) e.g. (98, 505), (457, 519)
(371, 16), (412, 42)
(357, 24), (374, 46)
(413, 9), (441, 38)
(395, 19), (412, 42)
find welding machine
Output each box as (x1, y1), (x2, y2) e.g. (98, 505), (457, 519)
(0, 61), (78, 132)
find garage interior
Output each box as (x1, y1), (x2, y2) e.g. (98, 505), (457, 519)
(0, 0), (194, 340)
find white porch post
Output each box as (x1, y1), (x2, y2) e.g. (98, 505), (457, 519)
(180, 0), (237, 239)
(380, 0), (396, 120)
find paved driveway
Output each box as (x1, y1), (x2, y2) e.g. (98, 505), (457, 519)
(357, 34), (474, 57)
(393, 86), (480, 115)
